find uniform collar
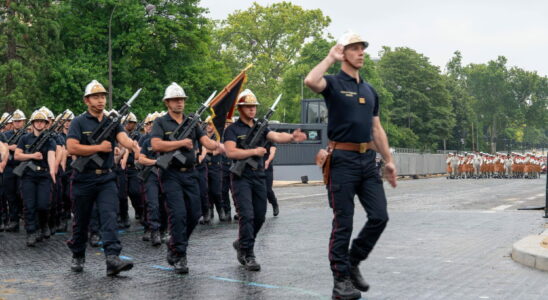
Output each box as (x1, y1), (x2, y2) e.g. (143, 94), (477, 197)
(84, 111), (103, 122)
(235, 118), (255, 128)
(165, 112), (186, 124)
(336, 70), (363, 83)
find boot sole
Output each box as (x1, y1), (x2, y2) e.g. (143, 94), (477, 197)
(245, 265), (261, 271)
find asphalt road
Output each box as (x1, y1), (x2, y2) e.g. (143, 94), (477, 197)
(0, 176), (546, 299)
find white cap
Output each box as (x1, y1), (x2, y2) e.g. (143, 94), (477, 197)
(237, 89), (259, 106)
(30, 110), (49, 122)
(338, 30), (369, 48)
(163, 82), (187, 101)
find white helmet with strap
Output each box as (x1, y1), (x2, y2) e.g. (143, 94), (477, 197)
(84, 80), (108, 97)
(237, 89), (259, 106)
(30, 110), (49, 123)
(12, 109), (26, 121)
(163, 82), (187, 101)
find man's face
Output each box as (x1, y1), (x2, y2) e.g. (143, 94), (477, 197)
(206, 123), (214, 134)
(343, 43), (366, 69)
(166, 98), (186, 114)
(13, 120), (24, 130)
(85, 93), (107, 113)
(5, 123), (13, 131)
(144, 122), (152, 133)
(32, 120), (47, 132)
(238, 105), (257, 119)
(125, 121), (136, 131)
(64, 120), (71, 130)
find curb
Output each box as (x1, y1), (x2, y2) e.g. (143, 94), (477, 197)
(512, 229), (548, 271)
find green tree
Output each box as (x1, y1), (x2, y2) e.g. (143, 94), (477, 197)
(378, 47), (454, 150)
(213, 1), (330, 109)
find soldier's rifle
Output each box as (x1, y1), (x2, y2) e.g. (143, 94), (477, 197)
(71, 88), (142, 172)
(7, 120), (32, 145)
(153, 91), (216, 171)
(229, 94), (282, 177)
(13, 110), (70, 177)
(130, 120), (145, 140)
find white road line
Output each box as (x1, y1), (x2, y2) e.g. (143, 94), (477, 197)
(491, 205), (513, 211)
(526, 196), (537, 200)
(278, 193), (326, 201)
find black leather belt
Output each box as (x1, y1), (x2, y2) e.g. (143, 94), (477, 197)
(34, 166), (49, 172)
(82, 169), (112, 174)
(208, 162), (220, 166)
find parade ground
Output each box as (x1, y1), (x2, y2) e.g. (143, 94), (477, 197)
(0, 176), (546, 300)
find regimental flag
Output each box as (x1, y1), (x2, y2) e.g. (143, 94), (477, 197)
(208, 64), (252, 141)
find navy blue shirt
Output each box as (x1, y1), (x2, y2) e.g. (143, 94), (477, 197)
(16, 132), (56, 170)
(67, 111), (124, 170)
(150, 113), (205, 168)
(139, 133), (158, 160)
(0, 132), (6, 143)
(320, 70), (379, 143)
(5, 129), (24, 166)
(224, 118), (271, 170)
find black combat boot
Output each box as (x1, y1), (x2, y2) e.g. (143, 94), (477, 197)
(71, 257), (85, 272)
(349, 264), (370, 292)
(151, 230), (161, 246)
(167, 252), (189, 274)
(244, 255), (261, 271)
(232, 240), (246, 265)
(218, 207), (227, 222)
(106, 255), (134, 276)
(89, 233), (101, 247)
(272, 203), (279, 216)
(41, 226), (51, 240)
(142, 229), (151, 242)
(332, 276), (361, 300)
(6, 221), (19, 232)
(26, 233), (38, 247)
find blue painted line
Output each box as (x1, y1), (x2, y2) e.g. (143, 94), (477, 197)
(247, 282), (279, 289)
(54, 232), (67, 236)
(120, 255), (133, 260)
(117, 230), (126, 234)
(208, 276), (243, 283)
(152, 265), (174, 271)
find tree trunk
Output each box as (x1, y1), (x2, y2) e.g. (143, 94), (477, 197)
(5, 0), (16, 111)
(490, 118), (497, 153)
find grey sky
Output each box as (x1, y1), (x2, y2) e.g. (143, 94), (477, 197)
(200, 0), (548, 76)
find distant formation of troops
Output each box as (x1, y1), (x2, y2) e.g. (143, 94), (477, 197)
(446, 152), (546, 179)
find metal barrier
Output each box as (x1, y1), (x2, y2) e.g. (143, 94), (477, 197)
(393, 153), (447, 176)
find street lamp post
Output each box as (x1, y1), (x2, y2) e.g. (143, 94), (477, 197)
(108, 5), (117, 110)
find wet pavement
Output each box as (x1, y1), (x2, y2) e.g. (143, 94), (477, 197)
(0, 176), (547, 299)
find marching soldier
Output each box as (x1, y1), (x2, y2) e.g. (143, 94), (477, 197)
(150, 82), (223, 274)
(221, 118), (235, 220)
(204, 116), (226, 222)
(66, 80), (138, 276)
(123, 112), (144, 223)
(224, 89), (306, 272)
(0, 121), (9, 232)
(14, 110), (57, 246)
(4, 109), (27, 232)
(58, 110), (75, 232)
(196, 128), (211, 224)
(305, 31), (397, 299)
(138, 112), (165, 246)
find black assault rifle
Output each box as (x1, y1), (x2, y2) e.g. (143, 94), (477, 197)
(7, 120), (32, 145)
(153, 91), (217, 171)
(229, 94), (281, 177)
(71, 88), (142, 172)
(13, 110), (70, 177)
(129, 120), (145, 140)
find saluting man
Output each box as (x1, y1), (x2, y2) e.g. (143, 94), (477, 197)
(224, 89), (306, 271)
(305, 31), (397, 299)
(150, 82), (223, 274)
(14, 110), (57, 247)
(66, 80), (139, 276)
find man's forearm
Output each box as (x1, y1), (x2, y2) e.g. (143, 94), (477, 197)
(373, 126), (393, 163)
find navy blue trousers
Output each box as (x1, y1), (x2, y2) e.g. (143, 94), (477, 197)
(231, 169), (267, 253)
(21, 172), (52, 234)
(144, 168), (166, 231)
(327, 150), (389, 278)
(67, 172), (122, 257)
(162, 168), (201, 257)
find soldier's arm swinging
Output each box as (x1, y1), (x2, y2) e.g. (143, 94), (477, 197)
(116, 131), (139, 154)
(138, 154), (156, 167)
(266, 129), (306, 144)
(198, 135), (222, 152)
(371, 116), (397, 187)
(304, 44), (344, 93)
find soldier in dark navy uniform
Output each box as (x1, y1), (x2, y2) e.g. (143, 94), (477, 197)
(151, 82), (223, 274)
(66, 80), (138, 276)
(204, 116), (226, 222)
(138, 112), (165, 246)
(224, 89), (306, 271)
(0, 114), (10, 232)
(220, 118), (235, 220)
(3, 109), (27, 232)
(14, 110), (57, 247)
(305, 31), (397, 299)
(123, 112), (144, 224)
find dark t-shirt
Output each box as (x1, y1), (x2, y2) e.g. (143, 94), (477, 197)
(16, 132), (56, 169)
(150, 113), (205, 168)
(126, 130), (141, 166)
(140, 133), (158, 160)
(320, 70), (379, 143)
(67, 111), (124, 170)
(224, 118), (271, 170)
